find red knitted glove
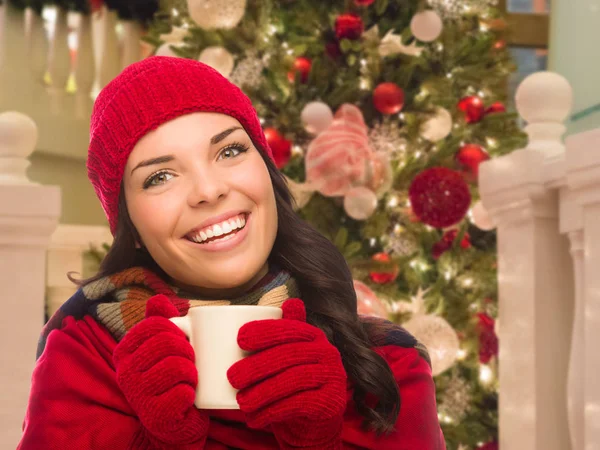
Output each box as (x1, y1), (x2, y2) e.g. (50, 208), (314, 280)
(113, 295), (209, 449)
(227, 299), (347, 449)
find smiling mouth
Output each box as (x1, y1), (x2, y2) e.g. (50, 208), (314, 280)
(185, 213), (249, 245)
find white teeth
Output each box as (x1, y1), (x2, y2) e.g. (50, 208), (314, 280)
(188, 213), (248, 243)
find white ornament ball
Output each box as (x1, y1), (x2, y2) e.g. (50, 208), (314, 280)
(421, 107), (453, 142)
(187, 0), (247, 30)
(410, 10), (443, 42)
(403, 314), (459, 376)
(199, 46), (235, 78)
(344, 187), (378, 220)
(155, 43), (185, 58)
(471, 201), (495, 230)
(515, 71), (573, 124)
(301, 102), (334, 135)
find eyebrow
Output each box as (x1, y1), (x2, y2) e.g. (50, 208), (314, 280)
(130, 126), (244, 175)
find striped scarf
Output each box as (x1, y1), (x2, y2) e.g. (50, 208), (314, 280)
(37, 264), (299, 360)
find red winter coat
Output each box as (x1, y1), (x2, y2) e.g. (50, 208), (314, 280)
(18, 315), (446, 449)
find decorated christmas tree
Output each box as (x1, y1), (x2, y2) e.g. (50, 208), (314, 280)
(143, 1), (527, 448)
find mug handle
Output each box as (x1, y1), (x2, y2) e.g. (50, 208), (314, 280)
(169, 316), (192, 339)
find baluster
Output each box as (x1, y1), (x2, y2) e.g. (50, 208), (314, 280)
(73, 13), (94, 118)
(45, 6), (71, 115)
(24, 7), (48, 84)
(120, 20), (142, 69)
(91, 6), (121, 99)
(0, 3), (29, 107)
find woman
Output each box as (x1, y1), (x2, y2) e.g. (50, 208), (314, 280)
(18, 56), (445, 449)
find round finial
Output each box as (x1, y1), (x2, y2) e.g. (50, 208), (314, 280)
(0, 111), (38, 158)
(515, 71), (573, 124)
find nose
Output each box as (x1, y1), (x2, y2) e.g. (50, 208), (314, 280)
(187, 165), (229, 206)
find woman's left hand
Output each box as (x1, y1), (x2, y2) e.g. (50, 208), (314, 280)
(227, 298), (347, 448)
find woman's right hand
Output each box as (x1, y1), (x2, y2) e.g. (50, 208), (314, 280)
(113, 295), (209, 448)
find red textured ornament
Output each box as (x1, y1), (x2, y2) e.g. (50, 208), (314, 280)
(408, 167), (471, 229)
(90, 0), (103, 11)
(369, 252), (399, 284)
(478, 443), (498, 450)
(458, 96), (485, 123)
(335, 14), (364, 40)
(486, 101), (506, 115)
(263, 128), (292, 169)
(287, 57), (312, 83)
(456, 144), (490, 180)
(477, 312), (499, 364)
(373, 82), (405, 115)
(325, 41), (342, 59)
(431, 229), (471, 260)
(355, 0), (376, 5)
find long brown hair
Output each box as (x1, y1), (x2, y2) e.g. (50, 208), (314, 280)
(79, 145), (401, 434)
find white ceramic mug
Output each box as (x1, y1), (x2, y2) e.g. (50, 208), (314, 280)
(169, 305), (283, 409)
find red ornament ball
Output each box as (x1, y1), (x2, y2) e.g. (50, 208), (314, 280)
(369, 252), (399, 284)
(486, 101), (506, 115)
(287, 57), (312, 83)
(408, 167), (471, 228)
(456, 143), (490, 179)
(431, 229), (471, 260)
(335, 14), (364, 40)
(263, 127), (292, 169)
(458, 95), (485, 123)
(373, 82), (405, 115)
(355, 0), (375, 5)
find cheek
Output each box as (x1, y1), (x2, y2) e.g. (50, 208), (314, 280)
(128, 191), (181, 242)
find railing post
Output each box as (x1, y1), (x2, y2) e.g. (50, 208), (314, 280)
(563, 128), (600, 450)
(479, 71), (574, 450)
(0, 111), (60, 448)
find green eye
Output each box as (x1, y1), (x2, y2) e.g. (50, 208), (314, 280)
(143, 171), (174, 189)
(219, 142), (250, 160)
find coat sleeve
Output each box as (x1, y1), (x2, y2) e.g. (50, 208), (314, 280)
(17, 316), (144, 450)
(341, 345), (446, 450)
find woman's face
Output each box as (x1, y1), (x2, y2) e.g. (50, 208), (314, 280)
(123, 112), (278, 297)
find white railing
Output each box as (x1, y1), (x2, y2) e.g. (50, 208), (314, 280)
(0, 2), (149, 160)
(480, 71), (599, 450)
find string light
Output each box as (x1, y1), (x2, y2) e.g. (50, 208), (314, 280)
(457, 348), (467, 360)
(360, 58), (367, 67)
(360, 78), (370, 90)
(171, 8), (179, 17)
(462, 277), (474, 287)
(479, 364), (493, 384)
(387, 196), (400, 208)
(486, 137), (499, 148)
(268, 24), (277, 35)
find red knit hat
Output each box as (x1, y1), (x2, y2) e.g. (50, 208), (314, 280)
(87, 56), (273, 236)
